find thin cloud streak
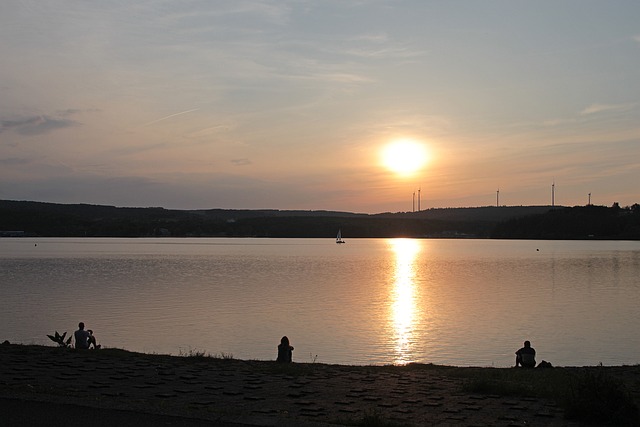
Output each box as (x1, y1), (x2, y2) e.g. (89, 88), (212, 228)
(143, 109), (200, 126)
(580, 103), (636, 115)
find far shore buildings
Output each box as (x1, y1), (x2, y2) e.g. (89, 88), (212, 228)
(0, 231), (26, 237)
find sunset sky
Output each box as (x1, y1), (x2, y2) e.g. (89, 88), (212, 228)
(1, 1), (639, 213)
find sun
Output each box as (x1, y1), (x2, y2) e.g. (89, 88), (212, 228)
(381, 139), (429, 176)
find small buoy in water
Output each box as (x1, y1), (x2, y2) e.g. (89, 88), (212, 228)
(536, 248), (539, 251)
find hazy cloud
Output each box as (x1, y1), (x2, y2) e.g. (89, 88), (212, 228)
(0, 115), (77, 136)
(231, 158), (252, 166)
(57, 108), (100, 117)
(580, 103), (636, 115)
(306, 72), (374, 84)
(542, 118), (579, 127)
(0, 172), (318, 211)
(0, 157), (30, 166)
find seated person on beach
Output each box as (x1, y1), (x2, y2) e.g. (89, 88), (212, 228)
(74, 322), (100, 349)
(87, 329), (101, 349)
(515, 340), (536, 368)
(276, 336), (294, 363)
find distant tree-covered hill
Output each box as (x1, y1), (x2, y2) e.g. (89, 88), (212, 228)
(491, 203), (640, 240)
(1, 200), (638, 239)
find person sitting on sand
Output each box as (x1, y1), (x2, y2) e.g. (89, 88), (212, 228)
(515, 340), (536, 368)
(74, 322), (99, 349)
(87, 329), (101, 349)
(276, 336), (294, 363)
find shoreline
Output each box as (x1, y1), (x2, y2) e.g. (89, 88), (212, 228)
(2, 343), (639, 426)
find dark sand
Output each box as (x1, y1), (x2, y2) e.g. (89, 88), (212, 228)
(2, 344), (639, 426)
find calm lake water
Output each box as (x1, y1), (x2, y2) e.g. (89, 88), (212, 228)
(1, 238), (639, 367)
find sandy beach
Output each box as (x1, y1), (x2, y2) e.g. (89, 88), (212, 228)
(2, 343), (639, 426)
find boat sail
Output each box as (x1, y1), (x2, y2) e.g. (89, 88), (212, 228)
(336, 229), (345, 244)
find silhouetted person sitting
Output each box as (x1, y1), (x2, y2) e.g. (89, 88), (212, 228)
(87, 329), (101, 349)
(276, 336), (294, 363)
(515, 340), (536, 368)
(74, 322), (99, 349)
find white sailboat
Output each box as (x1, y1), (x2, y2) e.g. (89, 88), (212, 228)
(336, 229), (345, 244)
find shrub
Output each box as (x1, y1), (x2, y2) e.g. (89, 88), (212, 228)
(47, 331), (72, 347)
(564, 368), (639, 425)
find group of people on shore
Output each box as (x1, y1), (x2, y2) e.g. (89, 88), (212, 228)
(276, 337), (545, 367)
(73, 322), (294, 363)
(72, 324), (541, 368)
(277, 337), (545, 367)
(73, 321), (294, 362)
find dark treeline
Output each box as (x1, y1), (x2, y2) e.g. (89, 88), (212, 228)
(491, 203), (640, 240)
(1, 200), (639, 239)
(0, 200), (494, 238)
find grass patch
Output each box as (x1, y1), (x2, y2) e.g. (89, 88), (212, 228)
(460, 367), (561, 398)
(178, 347), (208, 358)
(564, 368), (639, 426)
(177, 348), (235, 360)
(455, 366), (639, 426)
(211, 352), (234, 360)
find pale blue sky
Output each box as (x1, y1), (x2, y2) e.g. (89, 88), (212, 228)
(1, 1), (639, 212)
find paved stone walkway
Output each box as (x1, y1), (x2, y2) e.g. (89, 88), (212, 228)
(0, 344), (600, 426)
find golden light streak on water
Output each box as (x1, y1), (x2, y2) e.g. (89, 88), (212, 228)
(389, 238), (421, 365)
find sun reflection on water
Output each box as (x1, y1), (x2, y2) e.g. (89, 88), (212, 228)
(389, 239), (421, 365)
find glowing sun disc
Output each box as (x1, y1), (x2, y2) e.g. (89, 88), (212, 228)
(381, 139), (428, 175)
